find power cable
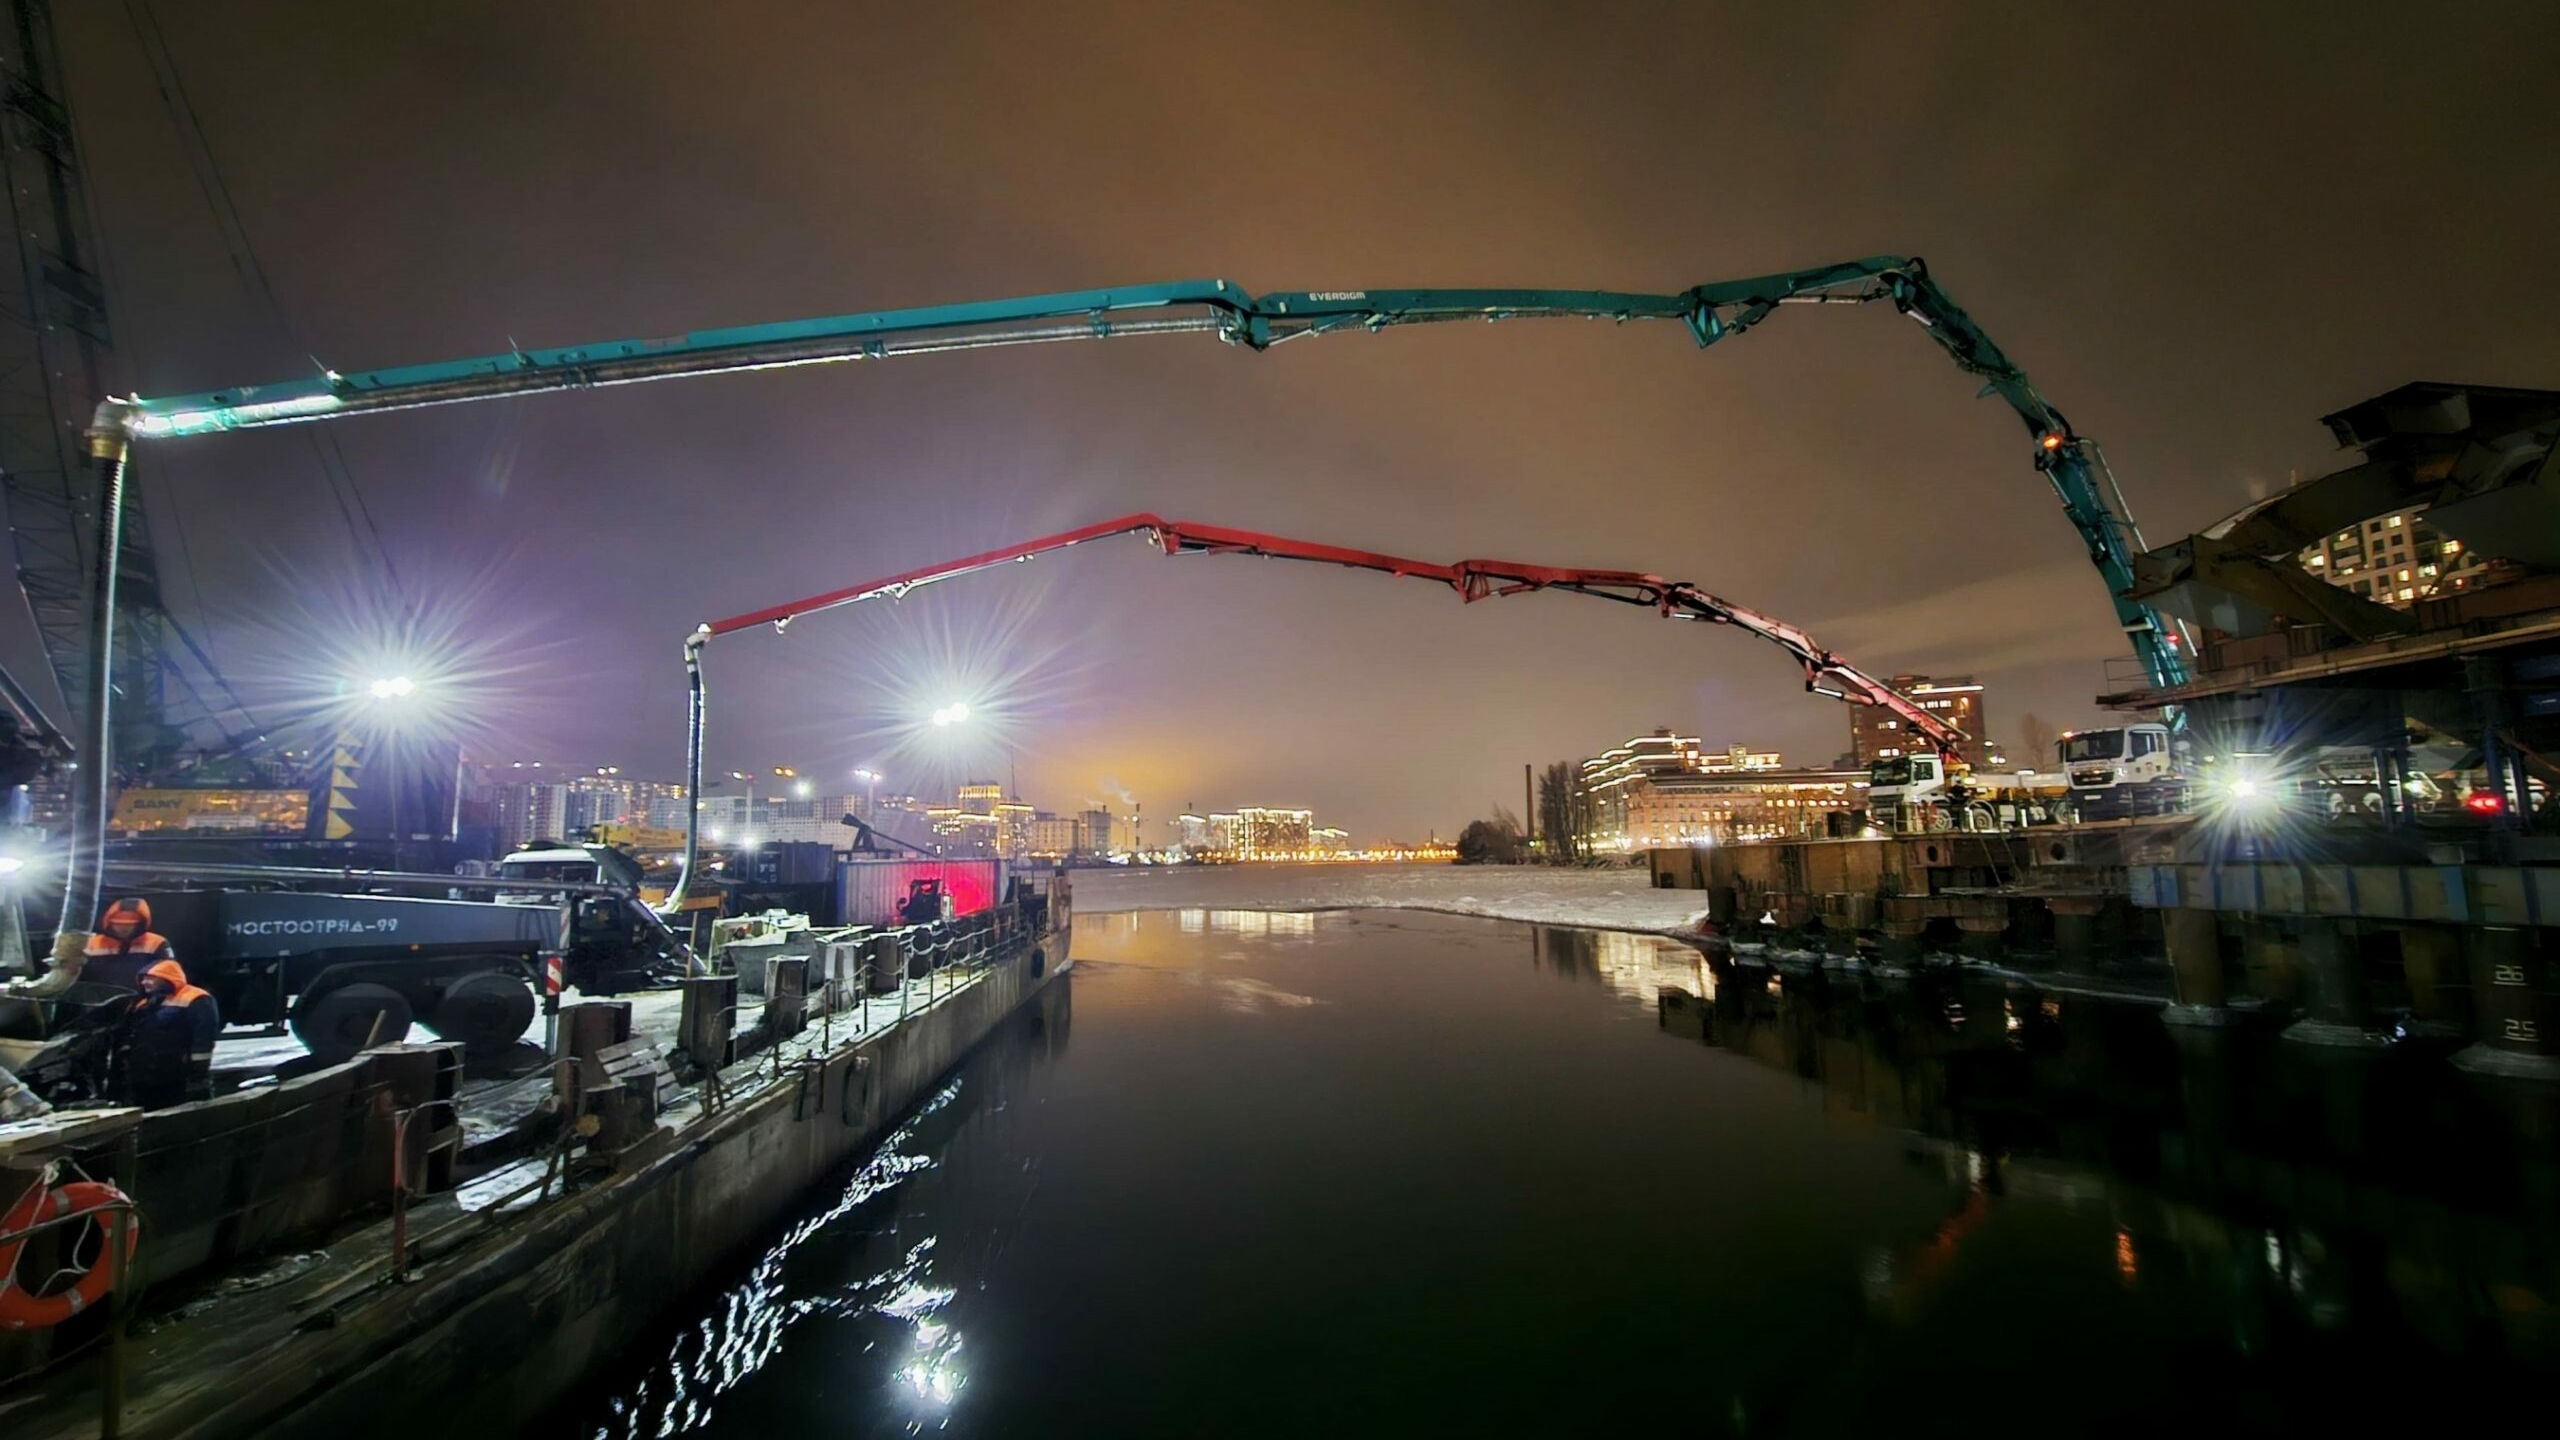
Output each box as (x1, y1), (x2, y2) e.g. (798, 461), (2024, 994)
(51, 0), (263, 742)
(122, 0), (403, 590)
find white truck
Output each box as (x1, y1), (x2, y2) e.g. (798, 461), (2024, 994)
(2053, 723), (2185, 822)
(1866, 755), (2065, 833)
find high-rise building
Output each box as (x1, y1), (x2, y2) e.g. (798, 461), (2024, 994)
(1081, 807), (1113, 857)
(1848, 676), (1991, 770)
(478, 765), (690, 849)
(1235, 807), (1312, 857)
(1025, 813), (1083, 857)
(2297, 505), (2490, 607)
(1177, 806), (1323, 858)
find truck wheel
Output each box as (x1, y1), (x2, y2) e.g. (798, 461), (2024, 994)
(427, 971), (538, 1053)
(292, 983), (415, 1063)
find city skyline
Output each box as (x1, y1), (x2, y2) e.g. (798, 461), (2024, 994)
(33, 7), (2545, 843)
(466, 758), (1402, 856)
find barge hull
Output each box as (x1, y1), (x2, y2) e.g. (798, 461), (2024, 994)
(154, 934), (1070, 1440)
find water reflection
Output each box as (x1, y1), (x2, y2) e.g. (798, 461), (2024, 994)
(1660, 954), (2560, 1372)
(1174, 908), (1318, 937)
(1528, 924), (1714, 1005)
(590, 1086), (962, 1438)
(554, 911), (2560, 1435)
(570, 984), (1071, 1438)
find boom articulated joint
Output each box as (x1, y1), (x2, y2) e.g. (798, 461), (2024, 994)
(84, 399), (137, 463)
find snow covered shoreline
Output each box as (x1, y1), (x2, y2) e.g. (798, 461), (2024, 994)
(1069, 862), (1712, 937)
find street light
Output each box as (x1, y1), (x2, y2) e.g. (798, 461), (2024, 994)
(367, 675), (417, 701)
(930, 702), (970, 727)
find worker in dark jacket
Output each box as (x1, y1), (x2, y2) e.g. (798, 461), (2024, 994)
(124, 958), (220, 1109)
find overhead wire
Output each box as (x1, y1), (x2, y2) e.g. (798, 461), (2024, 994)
(51, 0), (265, 741)
(122, 0), (404, 591)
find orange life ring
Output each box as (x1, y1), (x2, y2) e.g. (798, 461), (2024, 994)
(0, 1178), (137, 1329)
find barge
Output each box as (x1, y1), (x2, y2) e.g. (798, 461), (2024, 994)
(0, 871), (1071, 1440)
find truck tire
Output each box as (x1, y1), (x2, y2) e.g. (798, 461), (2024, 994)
(427, 970), (538, 1053)
(292, 983), (415, 1063)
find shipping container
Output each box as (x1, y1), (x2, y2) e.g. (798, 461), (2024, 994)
(836, 857), (1007, 926)
(746, 841), (836, 887)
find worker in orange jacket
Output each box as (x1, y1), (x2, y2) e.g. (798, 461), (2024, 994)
(123, 958), (219, 1109)
(5, 896), (178, 1003)
(81, 899), (178, 992)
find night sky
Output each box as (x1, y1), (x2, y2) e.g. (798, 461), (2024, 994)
(34, 1), (2560, 840)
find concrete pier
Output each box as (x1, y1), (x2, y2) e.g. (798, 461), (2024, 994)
(1955, 914), (2006, 963)
(2239, 919), (2303, 1009)
(2285, 920), (2387, 1048)
(2394, 926), (2468, 1040)
(1647, 831), (2560, 1079)
(1878, 918), (1928, 966)
(2162, 908), (2231, 1026)
(2454, 927), (2560, 1079)
(2047, 896), (2104, 975)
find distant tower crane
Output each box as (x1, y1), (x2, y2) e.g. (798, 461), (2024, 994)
(0, 0), (244, 790)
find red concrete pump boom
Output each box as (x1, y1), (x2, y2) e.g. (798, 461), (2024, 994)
(669, 513), (1963, 911)
(700, 512), (1964, 752)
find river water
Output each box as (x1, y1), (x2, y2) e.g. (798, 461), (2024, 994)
(552, 880), (2560, 1437)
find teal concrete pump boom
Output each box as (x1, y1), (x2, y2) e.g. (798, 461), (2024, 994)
(100, 255), (2186, 692)
(69, 256), (2181, 954)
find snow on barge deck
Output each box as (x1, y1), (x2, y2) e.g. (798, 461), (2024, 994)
(0, 876), (1072, 1440)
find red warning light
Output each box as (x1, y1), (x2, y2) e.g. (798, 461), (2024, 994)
(2039, 431), (2067, 452)
(2463, 791), (2507, 815)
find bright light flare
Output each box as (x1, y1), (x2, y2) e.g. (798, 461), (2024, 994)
(768, 555), (1104, 801)
(223, 548), (571, 758)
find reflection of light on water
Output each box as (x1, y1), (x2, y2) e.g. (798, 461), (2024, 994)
(1588, 929), (1683, 1003)
(1532, 926), (1712, 1005)
(592, 1081), (968, 1438)
(1177, 908), (1317, 937)
(880, 1244), (964, 1411)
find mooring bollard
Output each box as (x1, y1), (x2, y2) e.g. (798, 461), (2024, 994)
(768, 956), (808, 1040)
(679, 974), (738, 1080)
